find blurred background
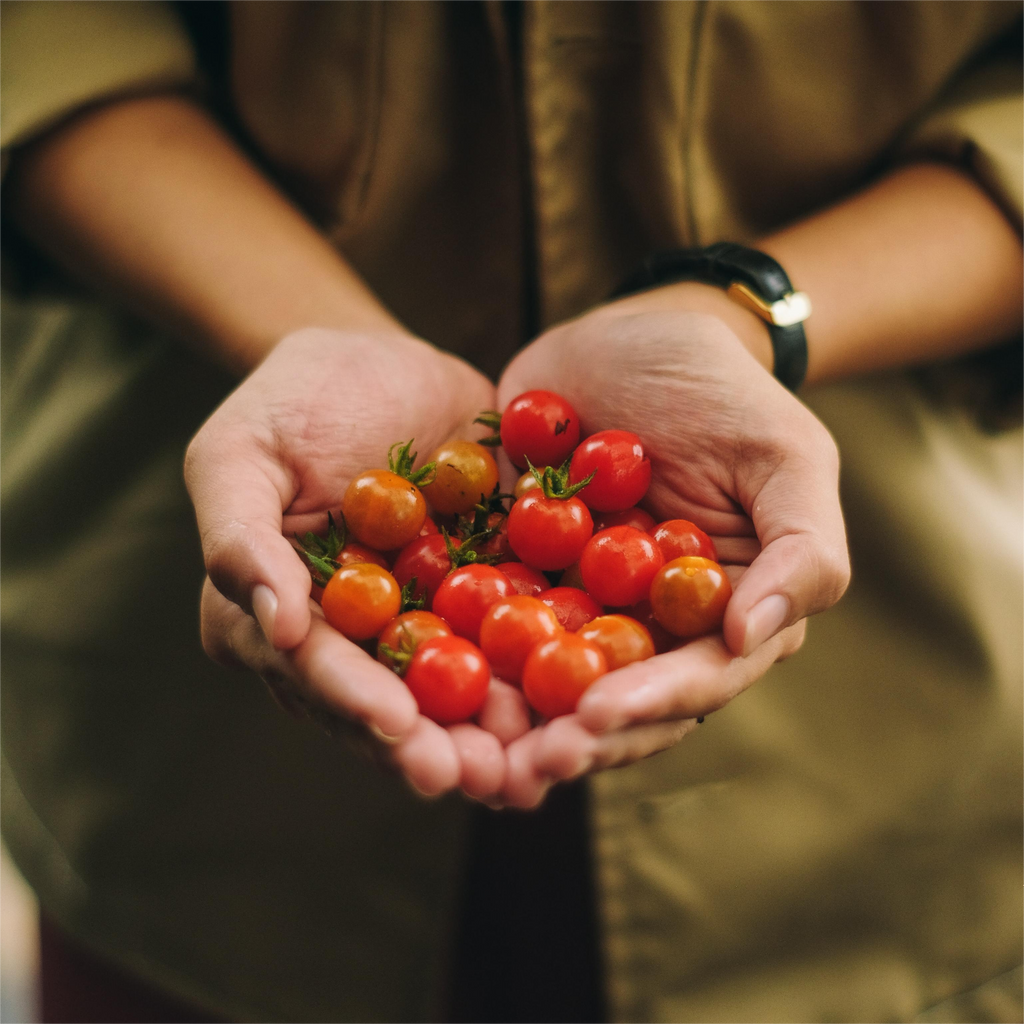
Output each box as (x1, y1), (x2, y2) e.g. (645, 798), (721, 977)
(1, 841), (38, 1024)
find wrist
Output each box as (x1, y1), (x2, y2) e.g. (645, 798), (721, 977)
(609, 281), (776, 372)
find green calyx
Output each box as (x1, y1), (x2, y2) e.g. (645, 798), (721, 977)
(456, 482), (513, 540)
(525, 455), (595, 501)
(388, 439), (437, 486)
(295, 511), (347, 586)
(378, 623), (419, 676)
(399, 578), (426, 614)
(473, 410), (503, 448)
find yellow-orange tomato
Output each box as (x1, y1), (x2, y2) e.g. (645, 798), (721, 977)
(514, 471), (542, 500)
(421, 441), (499, 515)
(479, 595), (562, 683)
(377, 611), (452, 667)
(522, 633), (608, 719)
(342, 469), (426, 550)
(321, 563), (402, 640)
(577, 614), (655, 670)
(649, 556), (732, 638)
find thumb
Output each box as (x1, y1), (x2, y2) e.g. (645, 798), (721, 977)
(723, 437), (850, 657)
(185, 434), (312, 650)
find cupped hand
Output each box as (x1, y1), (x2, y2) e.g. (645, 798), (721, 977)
(186, 327), (527, 800)
(494, 295), (850, 804)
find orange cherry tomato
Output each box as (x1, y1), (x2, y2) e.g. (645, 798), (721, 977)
(377, 611), (452, 668)
(514, 471), (543, 500)
(310, 544), (390, 604)
(649, 556), (732, 638)
(577, 614), (655, 670)
(321, 563), (402, 640)
(342, 469), (427, 551)
(479, 595), (563, 683)
(522, 633), (608, 719)
(421, 441), (499, 516)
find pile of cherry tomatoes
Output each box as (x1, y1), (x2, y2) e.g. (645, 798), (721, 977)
(296, 391), (731, 725)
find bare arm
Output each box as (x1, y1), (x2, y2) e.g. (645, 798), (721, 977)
(6, 93), (402, 374)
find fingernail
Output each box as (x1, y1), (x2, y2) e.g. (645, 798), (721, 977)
(252, 585), (278, 646)
(743, 594), (790, 656)
(368, 722), (404, 746)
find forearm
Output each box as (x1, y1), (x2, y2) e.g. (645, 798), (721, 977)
(621, 163), (1023, 385)
(5, 94), (403, 375)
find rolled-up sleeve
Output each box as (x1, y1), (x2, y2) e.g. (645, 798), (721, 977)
(902, 34), (1023, 231)
(1, 0), (196, 153)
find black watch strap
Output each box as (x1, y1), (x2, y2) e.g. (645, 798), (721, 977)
(612, 242), (810, 391)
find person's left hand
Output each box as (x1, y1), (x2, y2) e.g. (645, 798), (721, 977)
(493, 289), (849, 807)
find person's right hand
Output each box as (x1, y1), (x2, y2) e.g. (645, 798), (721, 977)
(185, 328), (529, 799)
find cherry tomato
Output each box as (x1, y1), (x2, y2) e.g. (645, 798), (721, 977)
(625, 599), (678, 655)
(496, 562), (551, 598)
(321, 563), (402, 640)
(514, 471), (542, 500)
(507, 492), (593, 570)
(649, 556), (732, 638)
(577, 614), (655, 670)
(540, 587), (603, 631)
(456, 512), (513, 562)
(310, 543), (391, 604)
(421, 440), (500, 516)
(568, 430), (651, 512)
(500, 390), (581, 469)
(404, 636), (491, 724)
(580, 526), (665, 607)
(522, 634), (608, 719)
(377, 611), (452, 668)
(593, 507), (657, 533)
(559, 561), (586, 591)
(432, 564), (515, 643)
(391, 534), (453, 607)
(652, 519), (717, 561)
(343, 470), (427, 550)
(479, 595), (563, 683)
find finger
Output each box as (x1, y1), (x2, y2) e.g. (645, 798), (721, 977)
(709, 535), (761, 566)
(448, 724), (506, 800)
(477, 679), (533, 745)
(536, 716), (698, 777)
(500, 729), (553, 809)
(185, 428), (312, 650)
(725, 432), (850, 656)
(576, 623), (806, 734)
(201, 579), (420, 741)
(390, 718), (462, 798)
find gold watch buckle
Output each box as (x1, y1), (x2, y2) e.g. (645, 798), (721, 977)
(727, 281), (811, 327)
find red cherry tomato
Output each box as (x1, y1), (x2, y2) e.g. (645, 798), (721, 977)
(568, 430), (651, 512)
(522, 634), (608, 719)
(580, 526), (665, 607)
(652, 519), (717, 561)
(625, 599), (678, 655)
(343, 469), (427, 550)
(496, 562), (551, 598)
(404, 636), (491, 724)
(592, 507), (657, 533)
(649, 556), (732, 638)
(507, 492), (593, 570)
(432, 564), (515, 643)
(500, 390), (581, 470)
(321, 563), (402, 640)
(455, 512), (514, 562)
(391, 534), (452, 607)
(479, 595), (563, 683)
(421, 440), (500, 516)
(539, 587), (603, 632)
(377, 611), (452, 668)
(577, 614), (655, 671)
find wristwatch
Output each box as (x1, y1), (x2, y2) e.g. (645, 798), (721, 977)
(611, 242), (811, 391)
